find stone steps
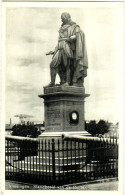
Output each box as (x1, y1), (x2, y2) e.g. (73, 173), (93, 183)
(6, 165), (93, 175)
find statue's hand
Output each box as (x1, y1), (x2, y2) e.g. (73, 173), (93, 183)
(66, 36), (76, 43)
(46, 51), (54, 55)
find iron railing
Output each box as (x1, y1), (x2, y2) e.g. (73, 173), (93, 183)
(5, 135), (118, 186)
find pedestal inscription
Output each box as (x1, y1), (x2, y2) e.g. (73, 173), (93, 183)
(47, 108), (60, 126)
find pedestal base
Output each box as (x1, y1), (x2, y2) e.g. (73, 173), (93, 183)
(39, 85), (89, 133)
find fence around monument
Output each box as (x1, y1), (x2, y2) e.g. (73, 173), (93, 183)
(5, 135), (118, 186)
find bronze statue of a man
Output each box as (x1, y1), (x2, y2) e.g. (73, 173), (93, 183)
(46, 12), (88, 87)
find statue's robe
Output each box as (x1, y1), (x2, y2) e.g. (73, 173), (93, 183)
(50, 22), (88, 86)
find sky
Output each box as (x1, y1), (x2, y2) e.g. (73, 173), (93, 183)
(5, 4), (123, 124)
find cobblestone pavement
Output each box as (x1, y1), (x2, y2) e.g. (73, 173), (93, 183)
(5, 180), (118, 190)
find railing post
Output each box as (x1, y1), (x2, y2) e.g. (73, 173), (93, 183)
(52, 139), (55, 184)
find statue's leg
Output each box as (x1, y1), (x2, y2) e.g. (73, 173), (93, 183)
(66, 61), (71, 85)
(58, 56), (66, 85)
(46, 51), (61, 87)
(59, 71), (66, 85)
(50, 67), (57, 85)
(69, 59), (74, 86)
(61, 58), (71, 86)
(44, 66), (57, 87)
(61, 71), (70, 86)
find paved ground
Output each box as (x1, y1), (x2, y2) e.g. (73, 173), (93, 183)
(5, 179), (118, 190)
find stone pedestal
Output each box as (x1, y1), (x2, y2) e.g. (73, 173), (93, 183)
(39, 86), (89, 133)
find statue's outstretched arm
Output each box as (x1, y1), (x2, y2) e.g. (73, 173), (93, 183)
(46, 45), (58, 56)
(46, 51), (54, 55)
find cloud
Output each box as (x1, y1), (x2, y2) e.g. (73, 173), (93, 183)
(22, 36), (36, 43)
(6, 81), (38, 94)
(22, 36), (47, 44)
(17, 56), (42, 67)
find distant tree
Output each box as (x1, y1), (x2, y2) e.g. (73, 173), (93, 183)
(97, 120), (109, 135)
(85, 120), (97, 135)
(85, 120), (109, 136)
(11, 124), (41, 138)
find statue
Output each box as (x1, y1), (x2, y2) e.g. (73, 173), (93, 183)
(46, 12), (88, 87)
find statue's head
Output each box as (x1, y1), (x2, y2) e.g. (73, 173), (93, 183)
(61, 12), (71, 24)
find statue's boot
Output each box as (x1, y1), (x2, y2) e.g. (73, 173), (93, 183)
(61, 82), (69, 86)
(45, 82), (54, 87)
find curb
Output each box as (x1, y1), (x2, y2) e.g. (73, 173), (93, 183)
(62, 177), (118, 188)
